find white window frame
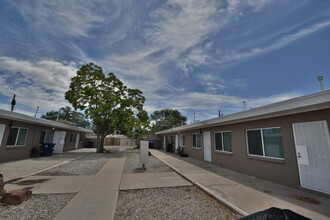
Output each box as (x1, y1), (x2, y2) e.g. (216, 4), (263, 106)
(192, 133), (201, 148)
(6, 127), (28, 147)
(40, 130), (52, 144)
(79, 133), (84, 143)
(69, 133), (77, 143)
(214, 131), (232, 153)
(179, 134), (185, 147)
(246, 127), (284, 160)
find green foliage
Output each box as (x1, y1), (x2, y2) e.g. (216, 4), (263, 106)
(65, 63), (149, 151)
(41, 110), (58, 120)
(150, 109), (187, 133)
(41, 106), (91, 128)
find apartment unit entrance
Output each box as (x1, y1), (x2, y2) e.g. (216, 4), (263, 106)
(293, 120), (330, 194)
(53, 131), (66, 153)
(203, 131), (211, 162)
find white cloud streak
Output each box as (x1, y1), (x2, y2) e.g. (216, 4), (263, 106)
(1, 0), (328, 121)
(146, 89), (302, 121)
(218, 20), (330, 65)
(10, 0), (109, 37)
(0, 57), (77, 113)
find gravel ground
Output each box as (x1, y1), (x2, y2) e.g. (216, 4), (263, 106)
(114, 186), (240, 220)
(124, 149), (172, 173)
(0, 152), (110, 219)
(0, 149), (241, 219)
(0, 193), (75, 220)
(37, 153), (112, 176)
(118, 149), (240, 220)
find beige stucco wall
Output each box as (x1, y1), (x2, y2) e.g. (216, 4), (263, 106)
(164, 108), (330, 189)
(0, 118), (85, 163)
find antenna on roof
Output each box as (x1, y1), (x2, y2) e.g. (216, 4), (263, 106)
(11, 94), (16, 112)
(34, 106), (39, 117)
(317, 75), (324, 91)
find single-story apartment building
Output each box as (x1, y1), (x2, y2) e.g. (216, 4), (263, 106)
(156, 89), (330, 195)
(0, 108), (93, 163)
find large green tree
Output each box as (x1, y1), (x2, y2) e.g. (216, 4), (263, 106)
(41, 106), (91, 128)
(150, 109), (187, 133)
(65, 63), (149, 152)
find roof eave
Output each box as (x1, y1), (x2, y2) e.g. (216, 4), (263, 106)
(0, 109), (93, 133)
(156, 90), (330, 135)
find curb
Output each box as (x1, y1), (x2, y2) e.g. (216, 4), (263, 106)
(150, 150), (248, 217)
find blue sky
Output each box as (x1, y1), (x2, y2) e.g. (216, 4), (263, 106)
(0, 0), (329, 123)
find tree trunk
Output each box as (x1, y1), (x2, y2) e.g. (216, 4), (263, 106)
(95, 124), (103, 153)
(100, 135), (105, 152)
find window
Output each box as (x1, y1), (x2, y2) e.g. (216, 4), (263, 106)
(246, 127), (284, 159)
(179, 135), (185, 147)
(69, 133), (77, 143)
(79, 133), (84, 142)
(0, 124), (5, 146)
(39, 131), (52, 144)
(192, 133), (201, 148)
(214, 131), (232, 152)
(6, 127), (28, 146)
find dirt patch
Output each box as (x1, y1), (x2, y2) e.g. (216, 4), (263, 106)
(14, 178), (50, 185)
(296, 195), (320, 204)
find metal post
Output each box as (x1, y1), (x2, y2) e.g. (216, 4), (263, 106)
(317, 76), (324, 91)
(34, 106), (39, 117)
(10, 94), (16, 111)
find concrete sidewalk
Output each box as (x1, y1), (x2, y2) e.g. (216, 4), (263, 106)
(0, 148), (91, 182)
(150, 149), (330, 220)
(53, 148), (191, 220)
(3, 147), (330, 219)
(53, 150), (126, 220)
(2, 147), (192, 220)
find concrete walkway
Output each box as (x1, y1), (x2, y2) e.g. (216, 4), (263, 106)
(1, 152), (84, 183)
(1, 147), (191, 220)
(150, 149), (330, 220)
(2, 147), (330, 219)
(54, 149), (126, 220)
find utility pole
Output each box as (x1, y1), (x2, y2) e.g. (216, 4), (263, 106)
(11, 94), (16, 111)
(34, 106), (39, 117)
(317, 75), (324, 91)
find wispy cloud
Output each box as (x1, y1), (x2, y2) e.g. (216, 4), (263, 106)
(217, 20), (330, 65)
(0, 57), (77, 113)
(10, 0), (109, 38)
(0, 0), (329, 122)
(146, 0), (219, 52)
(196, 73), (247, 93)
(147, 89), (302, 121)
